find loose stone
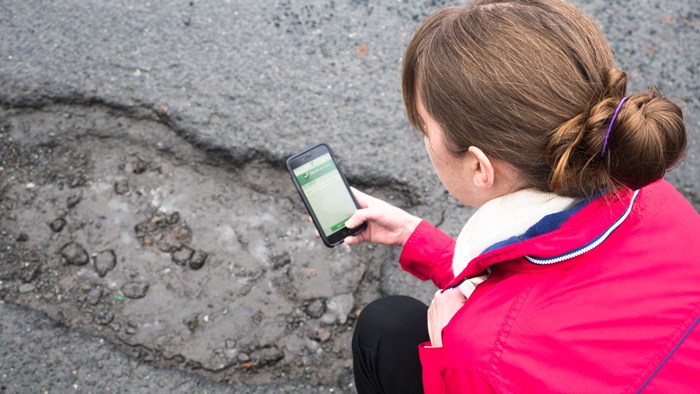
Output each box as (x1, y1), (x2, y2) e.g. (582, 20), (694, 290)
(96, 310), (114, 325)
(188, 250), (207, 270)
(66, 193), (82, 209)
(114, 180), (129, 195)
(94, 250), (117, 277)
(87, 287), (103, 305)
(49, 218), (66, 232)
(134, 221), (154, 238)
(183, 314), (199, 333)
(121, 281), (149, 299)
(61, 242), (90, 266)
(316, 327), (332, 342)
(172, 247), (194, 266)
(251, 347), (284, 366)
(158, 232), (181, 253)
(304, 299), (326, 319)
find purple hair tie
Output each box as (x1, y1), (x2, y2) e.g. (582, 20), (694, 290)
(601, 96), (628, 157)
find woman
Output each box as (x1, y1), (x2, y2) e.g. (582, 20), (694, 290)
(345, 0), (700, 392)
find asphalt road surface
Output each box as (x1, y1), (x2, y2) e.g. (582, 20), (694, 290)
(1, 0), (698, 393)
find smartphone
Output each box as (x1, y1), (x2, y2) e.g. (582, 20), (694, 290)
(287, 143), (367, 247)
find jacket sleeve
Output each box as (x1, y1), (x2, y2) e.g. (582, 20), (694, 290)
(419, 343), (499, 394)
(399, 220), (456, 289)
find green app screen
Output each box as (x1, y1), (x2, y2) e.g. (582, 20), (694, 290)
(293, 153), (356, 236)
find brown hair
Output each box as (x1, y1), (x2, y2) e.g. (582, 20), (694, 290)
(402, 0), (686, 197)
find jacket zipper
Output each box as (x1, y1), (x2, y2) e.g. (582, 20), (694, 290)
(524, 190), (639, 265)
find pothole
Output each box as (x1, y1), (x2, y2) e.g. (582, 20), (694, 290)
(0, 104), (418, 387)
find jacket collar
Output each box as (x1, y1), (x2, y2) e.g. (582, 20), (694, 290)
(447, 188), (639, 289)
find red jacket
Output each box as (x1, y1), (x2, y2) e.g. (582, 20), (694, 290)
(400, 180), (700, 393)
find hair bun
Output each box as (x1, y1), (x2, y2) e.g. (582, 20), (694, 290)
(547, 70), (686, 196)
(602, 89), (686, 190)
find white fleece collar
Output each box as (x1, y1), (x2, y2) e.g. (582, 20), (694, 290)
(453, 189), (579, 297)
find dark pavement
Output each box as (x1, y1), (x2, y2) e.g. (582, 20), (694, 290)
(1, 0), (698, 392)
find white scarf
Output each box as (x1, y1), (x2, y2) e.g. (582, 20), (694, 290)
(454, 189), (579, 297)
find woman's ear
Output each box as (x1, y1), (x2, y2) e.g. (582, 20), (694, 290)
(467, 146), (495, 189)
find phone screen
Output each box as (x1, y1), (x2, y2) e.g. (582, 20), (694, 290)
(292, 152), (357, 237)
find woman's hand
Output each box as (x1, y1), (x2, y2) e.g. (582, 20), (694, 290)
(427, 288), (467, 348)
(344, 188), (422, 246)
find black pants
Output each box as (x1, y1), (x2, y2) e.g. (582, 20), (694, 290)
(352, 296), (429, 394)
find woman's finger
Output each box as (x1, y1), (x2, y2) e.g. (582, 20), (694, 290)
(345, 212), (365, 230)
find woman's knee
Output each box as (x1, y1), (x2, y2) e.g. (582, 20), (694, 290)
(354, 295), (428, 348)
(353, 296), (429, 394)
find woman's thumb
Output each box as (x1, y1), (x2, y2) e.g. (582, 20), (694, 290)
(345, 213), (363, 230)
(346, 207), (374, 229)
